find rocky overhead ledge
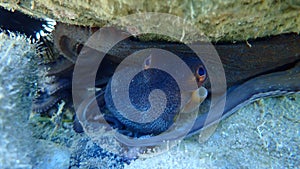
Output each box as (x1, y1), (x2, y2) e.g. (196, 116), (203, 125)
(1, 0), (300, 42)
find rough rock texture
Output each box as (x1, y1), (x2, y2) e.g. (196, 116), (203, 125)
(126, 93), (300, 169)
(0, 0), (300, 42)
(0, 32), (38, 169)
(0, 32), (70, 169)
(0, 32), (127, 169)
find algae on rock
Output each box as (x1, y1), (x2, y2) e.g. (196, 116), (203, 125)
(0, 32), (71, 169)
(0, 0), (300, 42)
(0, 32), (38, 168)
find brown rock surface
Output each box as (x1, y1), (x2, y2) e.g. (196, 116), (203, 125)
(1, 0), (300, 41)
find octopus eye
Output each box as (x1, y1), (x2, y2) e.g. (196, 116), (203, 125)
(196, 65), (207, 85)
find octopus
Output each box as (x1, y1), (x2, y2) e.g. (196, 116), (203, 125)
(32, 22), (300, 151)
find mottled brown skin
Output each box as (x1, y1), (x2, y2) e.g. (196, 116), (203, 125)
(52, 23), (300, 88)
(33, 23), (300, 138)
(189, 61), (300, 136)
(216, 34), (300, 87)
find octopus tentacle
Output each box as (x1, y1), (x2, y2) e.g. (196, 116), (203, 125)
(46, 78), (71, 95)
(188, 60), (300, 136)
(35, 22), (300, 141)
(32, 91), (70, 113)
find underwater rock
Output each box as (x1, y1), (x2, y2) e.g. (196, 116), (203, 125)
(69, 137), (127, 169)
(0, 32), (40, 168)
(1, 0), (300, 42)
(33, 140), (70, 169)
(125, 93), (300, 168)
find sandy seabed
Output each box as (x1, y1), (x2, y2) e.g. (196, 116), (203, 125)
(126, 93), (300, 169)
